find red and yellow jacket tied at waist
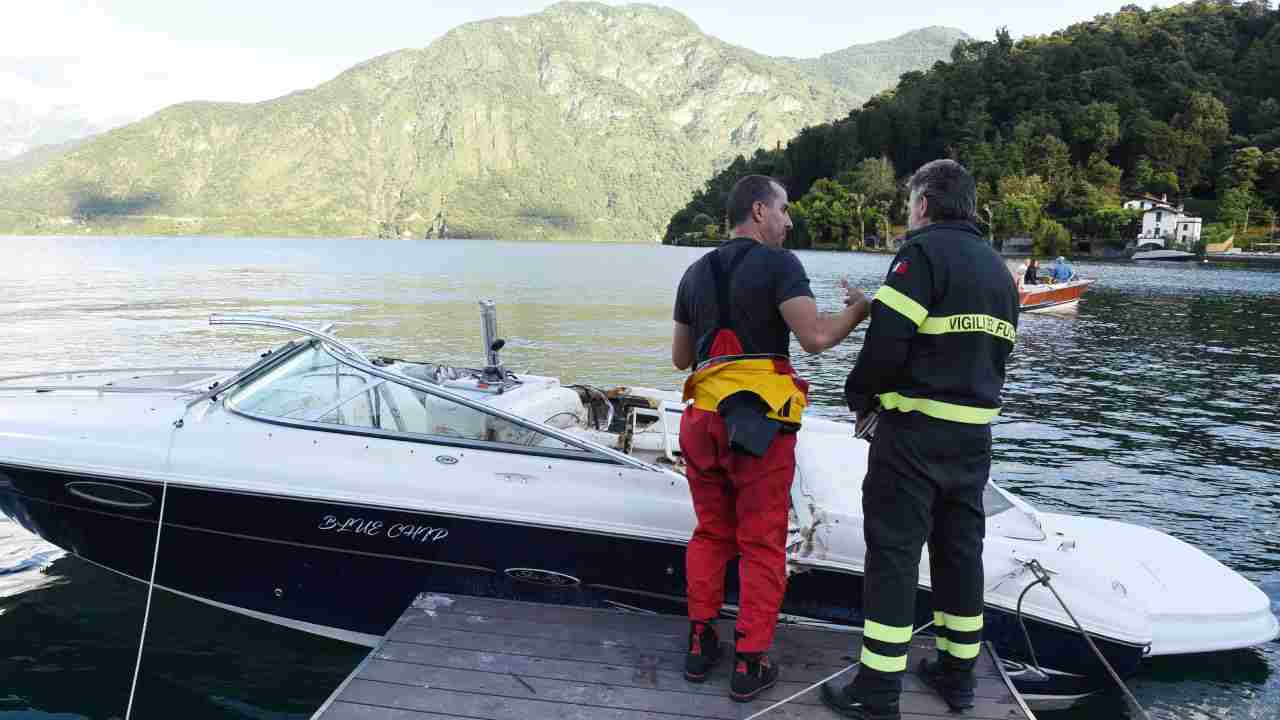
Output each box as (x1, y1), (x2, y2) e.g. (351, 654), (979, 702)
(682, 356), (809, 426)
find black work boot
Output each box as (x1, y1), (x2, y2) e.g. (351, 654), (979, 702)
(820, 680), (902, 720)
(729, 652), (779, 702)
(684, 621), (723, 682)
(919, 657), (976, 710)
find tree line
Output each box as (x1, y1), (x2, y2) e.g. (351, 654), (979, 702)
(665, 1), (1280, 254)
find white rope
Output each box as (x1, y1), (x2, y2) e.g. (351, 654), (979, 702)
(124, 479), (168, 720)
(743, 619), (936, 720)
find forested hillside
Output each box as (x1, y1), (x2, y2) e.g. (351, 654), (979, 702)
(666, 1), (1280, 253)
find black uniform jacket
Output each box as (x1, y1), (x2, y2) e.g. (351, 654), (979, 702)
(845, 221), (1019, 425)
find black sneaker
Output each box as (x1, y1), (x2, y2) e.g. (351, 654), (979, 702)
(819, 681), (902, 720)
(729, 653), (779, 702)
(684, 621), (722, 682)
(918, 658), (976, 710)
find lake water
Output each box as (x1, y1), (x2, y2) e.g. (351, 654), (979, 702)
(1, 236), (1276, 719)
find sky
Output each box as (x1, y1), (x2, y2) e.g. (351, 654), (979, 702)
(4, 0), (1142, 127)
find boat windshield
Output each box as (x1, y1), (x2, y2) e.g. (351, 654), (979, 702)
(225, 343), (587, 453)
(983, 481), (1045, 540)
(983, 482), (1015, 517)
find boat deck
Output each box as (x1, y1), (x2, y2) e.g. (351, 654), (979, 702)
(311, 593), (1035, 720)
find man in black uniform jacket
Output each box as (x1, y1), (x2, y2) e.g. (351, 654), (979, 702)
(821, 160), (1019, 720)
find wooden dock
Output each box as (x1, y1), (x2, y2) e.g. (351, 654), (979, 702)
(313, 593), (1035, 720)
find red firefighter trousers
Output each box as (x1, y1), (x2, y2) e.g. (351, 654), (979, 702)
(681, 406), (796, 654)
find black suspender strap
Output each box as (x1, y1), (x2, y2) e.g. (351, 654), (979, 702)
(708, 241), (760, 331)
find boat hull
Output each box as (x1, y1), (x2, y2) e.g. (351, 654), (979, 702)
(0, 461), (1145, 706)
(1019, 280), (1094, 313)
(1131, 249), (1197, 262)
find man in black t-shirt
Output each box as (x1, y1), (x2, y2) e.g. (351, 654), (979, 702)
(673, 228), (815, 358)
(671, 174), (870, 702)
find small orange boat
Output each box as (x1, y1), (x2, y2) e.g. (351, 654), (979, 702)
(1019, 278), (1094, 313)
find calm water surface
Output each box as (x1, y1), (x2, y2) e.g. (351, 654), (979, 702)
(1, 236), (1276, 719)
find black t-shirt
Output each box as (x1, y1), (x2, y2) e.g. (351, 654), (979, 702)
(673, 238), (814, 361)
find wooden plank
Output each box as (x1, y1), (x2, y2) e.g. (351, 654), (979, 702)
(394, 609), (690, 649)
(315, 593), (1032, 720)
(403, 595), (864, 651)
(337, 675), (1025, 720)
(399, 607), (964, 669)
(400, 602), (684, 639)
(321, 702), (684, 720)
(377, 636), (1008, 694)
(370, 643), (1013, 701)
(358, 656), (1020, 719)
(400, 595), (999, 675)
(383, 625), (1000, 683)
(337, 678), (711, 720)
(403, 594), (913, 653)
(320, 702), (459, 720)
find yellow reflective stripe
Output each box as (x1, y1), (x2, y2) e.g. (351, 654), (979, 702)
(861, 647), (909, 673)
(933, 611), (946, 628)
(942, 613), (984, 632)
(945, 641), (981, 660)
(935, 635), (950, 652)
(864, 620), (912, 644)
(878, 392), (1000, 424)
(875, 286), (928, 327)
(919, 314), (1016, 344)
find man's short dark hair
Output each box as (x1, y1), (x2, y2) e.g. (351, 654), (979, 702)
(727, 175), (782, 227)
(907, 159), (976, 222)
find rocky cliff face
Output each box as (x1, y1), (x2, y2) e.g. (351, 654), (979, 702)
(0, 2), (963, 240)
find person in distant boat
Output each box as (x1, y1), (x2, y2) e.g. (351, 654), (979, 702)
(1051, 256), (1074, 283)
(671, 174), (871, 702)
(1012, 260), (1028, 290)
(1023, 257), (1039, 285)
(827, 160), (1018, 720)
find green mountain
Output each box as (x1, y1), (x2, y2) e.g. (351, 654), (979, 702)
(0, 100), (112, 160)
(0, 137), (90, 181)
(0, 2), (963, 240)
(665, 1), (1280, 249)
(788, 26), (969, 99)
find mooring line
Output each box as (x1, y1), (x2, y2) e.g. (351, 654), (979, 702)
(124, 478), (168, 720)
(1022, 559), (1150, 720)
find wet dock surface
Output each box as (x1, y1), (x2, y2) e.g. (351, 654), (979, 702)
(313, 593), (1034, 720)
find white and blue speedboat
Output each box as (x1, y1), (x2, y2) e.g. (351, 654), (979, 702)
(0, 308), (1274, 711)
